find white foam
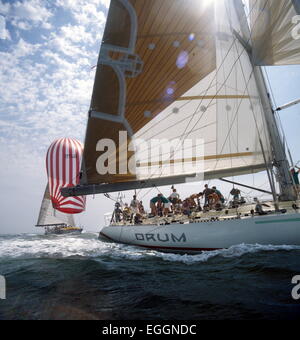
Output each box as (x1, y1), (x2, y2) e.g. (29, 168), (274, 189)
(0, 234), (299, 263)
(152, 243), (300, 264)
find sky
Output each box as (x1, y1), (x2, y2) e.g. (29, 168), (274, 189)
(0, 0), (300, 234)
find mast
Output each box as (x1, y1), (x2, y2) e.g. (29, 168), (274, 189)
(252, 67), (296, 201)
(234, 0), (296, 202)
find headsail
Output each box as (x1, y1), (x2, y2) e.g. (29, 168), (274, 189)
(134, 0), (271, 182)
(250, 0), (300, 65)
(36, 185), (75, 227)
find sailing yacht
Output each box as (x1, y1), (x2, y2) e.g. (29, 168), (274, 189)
(62, 0), (300, 253)
(36, 185), (83, 235)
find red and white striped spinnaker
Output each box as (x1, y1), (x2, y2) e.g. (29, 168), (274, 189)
(46, 138), (86, 214)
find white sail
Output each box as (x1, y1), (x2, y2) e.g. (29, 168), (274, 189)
(78, 0), (272, 188)
(135, 0), (272, 181)
(82, 0), (217, 185)
(250, 0), (300, 65)
(36, 185), (75, 227)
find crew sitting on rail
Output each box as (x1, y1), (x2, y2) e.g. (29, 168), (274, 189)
(150, 194), (171, 216)
(254, 198), (268, 216)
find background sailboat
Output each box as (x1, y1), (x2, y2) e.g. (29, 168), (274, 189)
(36, 185), (82, 235)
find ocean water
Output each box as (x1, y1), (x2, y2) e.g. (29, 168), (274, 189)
(0, 232), (300, 320)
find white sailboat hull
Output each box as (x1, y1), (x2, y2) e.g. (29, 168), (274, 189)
(99, 213), (300, 254)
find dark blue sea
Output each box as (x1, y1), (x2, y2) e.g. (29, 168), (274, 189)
(0, 232), (300, 320)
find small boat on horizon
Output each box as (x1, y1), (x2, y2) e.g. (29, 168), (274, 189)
(36, 185), (83, 236)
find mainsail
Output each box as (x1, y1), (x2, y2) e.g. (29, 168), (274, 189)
(36, 185), (75, 227)
(84, 0), (217, 185)
(62, 0), (298, 197)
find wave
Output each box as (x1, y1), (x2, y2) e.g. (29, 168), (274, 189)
(0, 233), (299, 264)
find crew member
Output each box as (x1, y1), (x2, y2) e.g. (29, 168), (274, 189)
(169, 188), (180, 211)
(150, 194), (171, 216)
(130, 195), (140, 215)
(212, 186), (225, 204)
(291, 167), (300, 193)
(203, 184), (214, 206)
(208, 191), (220, 210)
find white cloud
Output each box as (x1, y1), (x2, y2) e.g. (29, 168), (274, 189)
(41, 21), (52, 29)
(2, 0), (53, 31)
(56, 0), (110, 10)
(56, 0), (107, 28)
(0, 0), (110, 233)
(0, 14), (10, 39)
(60, 24), (94, 44)
(12, 0), (53, 23)
(0, 1), (10, 15)
(12, 19), (32, 30)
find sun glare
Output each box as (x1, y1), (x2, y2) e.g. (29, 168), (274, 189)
(202, 0), (215, 9)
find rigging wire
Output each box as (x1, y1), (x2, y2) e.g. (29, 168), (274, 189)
(206, 0), (271, 195)
(119, 0), (265, 202)
(206, 1), (276, 198)
(135, 0), (266, 194)
(264, 67), (294, 167)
